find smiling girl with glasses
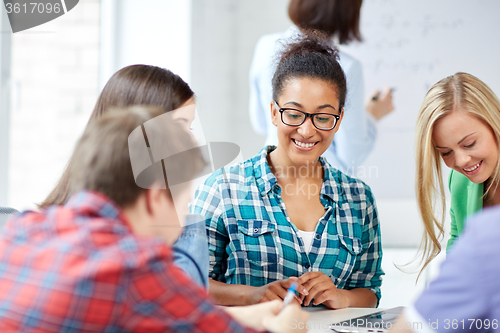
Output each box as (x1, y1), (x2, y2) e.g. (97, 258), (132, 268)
(192, 32), (383, 309)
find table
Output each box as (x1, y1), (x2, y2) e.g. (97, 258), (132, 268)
(301, 308), (386, 333)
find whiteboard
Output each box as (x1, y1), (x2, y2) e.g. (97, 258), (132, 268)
(341, 0), (500, 199)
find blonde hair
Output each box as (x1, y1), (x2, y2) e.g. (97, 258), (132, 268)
(415, 72), (500, 277)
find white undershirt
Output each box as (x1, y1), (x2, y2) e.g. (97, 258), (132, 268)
(296, 230), (315, 253)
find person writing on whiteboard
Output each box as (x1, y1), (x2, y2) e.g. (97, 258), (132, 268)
(192, 33), (383, 308)
(414, 72), (500, 275)
(249, 0), (394, 172)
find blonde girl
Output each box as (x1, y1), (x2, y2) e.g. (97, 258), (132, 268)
(415, 72), (500, 274)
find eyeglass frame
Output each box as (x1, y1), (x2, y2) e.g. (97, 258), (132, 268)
(273, 101), (342, 131)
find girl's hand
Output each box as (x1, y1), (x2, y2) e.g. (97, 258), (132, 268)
(366, 86), (394, 121)
(262, 301), (310, 333)
(226, 300), (310, 333)
(247, 277), (308, 305)
(298, 271), (349, 309)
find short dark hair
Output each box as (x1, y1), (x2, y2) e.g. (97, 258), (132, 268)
(272, 32), (347, 110)
(69, 106), (206, 207)
(288, 0), (363, 45)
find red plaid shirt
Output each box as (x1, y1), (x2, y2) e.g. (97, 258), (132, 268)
(0, 191), (258, 332)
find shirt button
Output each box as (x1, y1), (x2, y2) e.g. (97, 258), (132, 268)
(315, 234), (321, 240)
(253, 228), (259, 234)
(304, 263), (310, 269)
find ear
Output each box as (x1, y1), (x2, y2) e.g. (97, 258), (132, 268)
(144, 187), (173, 217)
(270, 101), (279, 127)
(144, 188), (157, 215)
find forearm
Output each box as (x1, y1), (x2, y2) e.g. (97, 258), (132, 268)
(209, 279), (257, 306)
(339, 288), (378, 308)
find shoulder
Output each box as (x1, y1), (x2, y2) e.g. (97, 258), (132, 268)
(252, 31), (286, 64)
(3, 209), (42, 229)
(338, 50), (362, 75)
(201, 152), (260, 189)
(448, 170), (480, 207)
(252, 27), (302, 67)
(255, 26), (298, 51)
(414, 207), (499, 325)
(466, 206), (500, 239)
(443, 205), (500, 281)
(448, 169), (471, 191)
(255, 32), (283, 50)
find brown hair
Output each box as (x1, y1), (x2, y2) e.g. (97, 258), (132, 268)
(68, 106), (206, 207)
(288, 0), (363, 45)
(40, 65), (194, 209)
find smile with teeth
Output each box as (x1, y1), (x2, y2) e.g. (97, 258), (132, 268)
(463, 161), (481, 172)
(293, 139), (317, 148)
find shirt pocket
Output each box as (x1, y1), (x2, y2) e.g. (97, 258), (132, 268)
(334, 222), (363, 284)
(338, 234), (362, 256)
(236, 219), (279, 266)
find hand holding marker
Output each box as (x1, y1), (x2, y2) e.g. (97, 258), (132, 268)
(372, 87), (395, 100)
(366, 86), (395, 121)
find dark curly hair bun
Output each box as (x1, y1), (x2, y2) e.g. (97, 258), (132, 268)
(272, 30), (347, 110)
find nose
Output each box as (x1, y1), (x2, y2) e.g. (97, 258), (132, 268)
(297, 117), (316, 138)
(455, 150), (472, 168)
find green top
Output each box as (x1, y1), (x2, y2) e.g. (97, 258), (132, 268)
(447, 170), (483, 250)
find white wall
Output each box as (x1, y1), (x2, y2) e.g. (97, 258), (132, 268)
(100, 0), (192, 88)
(190, 0), (291, 159)
(8, 0), (100, 210)
(0, 7), (12, 206)
(99, 0), (207, 148)
(343, 0), (500, 201)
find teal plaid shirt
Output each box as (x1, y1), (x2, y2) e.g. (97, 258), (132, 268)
(191, 146), (383, 301)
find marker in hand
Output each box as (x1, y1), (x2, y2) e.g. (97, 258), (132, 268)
(280, 282), (298, 313)
(372, 87), (395, 100)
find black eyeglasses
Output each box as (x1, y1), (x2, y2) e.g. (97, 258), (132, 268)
(273, 101), (341, 131)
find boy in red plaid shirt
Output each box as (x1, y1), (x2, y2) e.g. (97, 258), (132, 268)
(0, 107), (308, 332)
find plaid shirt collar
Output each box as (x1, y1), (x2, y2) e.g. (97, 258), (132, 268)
(63, 190), (133, 233)
(252, 146), (341, 203)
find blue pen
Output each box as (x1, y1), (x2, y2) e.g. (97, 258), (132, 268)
(280, 282), (298, 312)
